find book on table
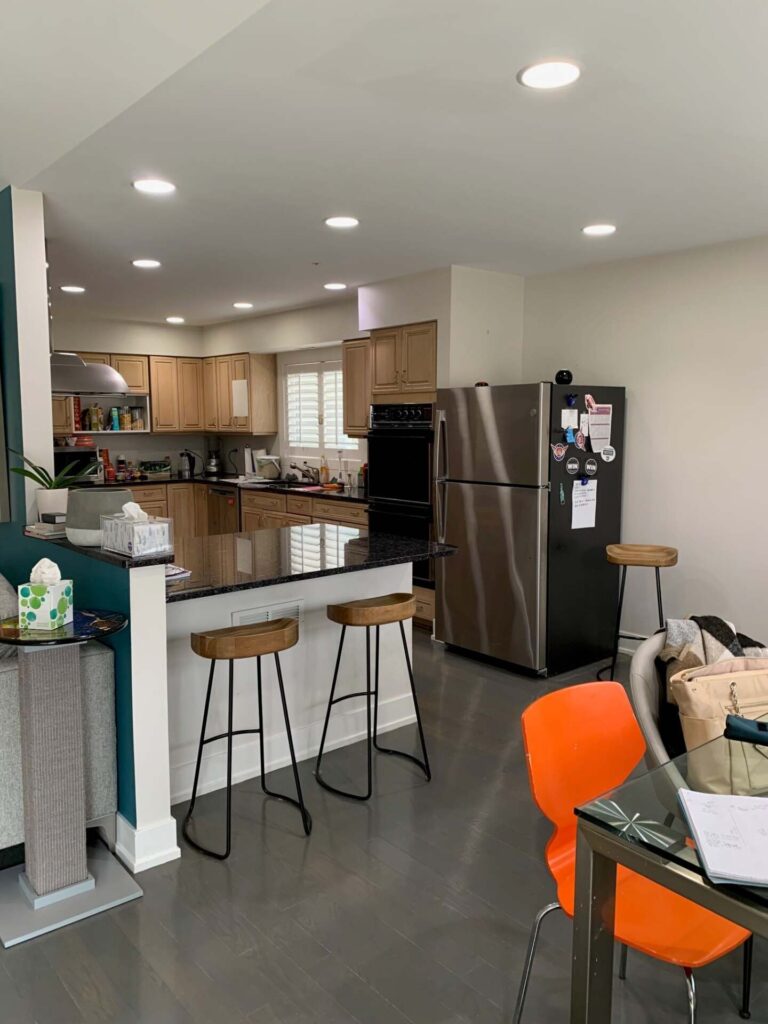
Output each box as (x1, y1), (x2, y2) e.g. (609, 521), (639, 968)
(679, 788), (768, 886)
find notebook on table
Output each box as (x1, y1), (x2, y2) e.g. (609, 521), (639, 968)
(679, 788), (768, 886)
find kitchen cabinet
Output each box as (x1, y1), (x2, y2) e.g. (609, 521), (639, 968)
(149, 356), (180, 432)
(203, 358), (218, 430)
(248, 354), (278, 434)
(51, 397), (73, 435)
(370, 321), (437, 401)
(168, 483), (196, 540)
(231, 354), (249, 431)
(215, 356), (234, 431)
(342, 338), (371, 437)
(311, 498), (368, 527)
(74, 352), (110, 366)
(136, 499), (168, 518)
(110, 354), (149, 394)
(194, 482), (208, 537)
(241, 508), (263, 532)
(213, 353), (277, 435)
(177, 358), (204, 432)
(413, 585), (435, 628)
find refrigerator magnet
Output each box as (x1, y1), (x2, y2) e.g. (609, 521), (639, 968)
(585, 458), (598, 476)
(551, 443), (568, 461)
(601, 445), (616, 462)
(575, 430), (586, 450)
(566, 457), (580, 475)
(561, 408), (578, 429)
(565, 426), (576, 443)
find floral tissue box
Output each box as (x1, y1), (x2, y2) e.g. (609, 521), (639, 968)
(18, 580), (74, 630)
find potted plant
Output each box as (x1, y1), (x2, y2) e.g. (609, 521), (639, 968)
(9, 451), (98, 519)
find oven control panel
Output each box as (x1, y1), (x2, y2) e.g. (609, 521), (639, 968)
(369, 403), (434, 428)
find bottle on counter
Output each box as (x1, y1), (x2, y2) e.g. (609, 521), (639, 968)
(115, 454), (127, 481)
(319, 456), (330, 484)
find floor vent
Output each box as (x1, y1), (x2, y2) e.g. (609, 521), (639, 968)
(233, 601), (304, 628)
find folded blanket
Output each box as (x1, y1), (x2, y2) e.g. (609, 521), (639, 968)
(660, 615), (768, 699)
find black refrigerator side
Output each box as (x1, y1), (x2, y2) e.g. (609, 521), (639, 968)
(545, 384), (625, 675)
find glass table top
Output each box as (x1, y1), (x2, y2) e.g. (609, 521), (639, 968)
(577, 720), (768, 908)
(0, 609), (128, 646)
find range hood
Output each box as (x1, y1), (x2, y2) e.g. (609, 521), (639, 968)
(50, 351), (130, 395)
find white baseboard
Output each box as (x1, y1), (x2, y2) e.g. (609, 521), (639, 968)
(170, 693), (417, 806)
(617, 631), (649, 657)
(115, 813), (181, 874)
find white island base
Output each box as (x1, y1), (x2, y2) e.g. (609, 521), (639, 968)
(165, 563), (416, 805)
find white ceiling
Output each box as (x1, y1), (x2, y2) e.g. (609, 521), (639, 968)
(15, 0), (768, 324)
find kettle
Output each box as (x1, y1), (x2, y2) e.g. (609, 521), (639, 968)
(179, 450), (198, 480)
(205, 449), (222, 476)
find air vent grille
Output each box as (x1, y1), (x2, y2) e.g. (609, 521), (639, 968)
(233, 600), (303, 628)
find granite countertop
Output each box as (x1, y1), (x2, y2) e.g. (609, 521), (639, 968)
(167, 526), (454, 603)
(39, 536), (176, 569)
(74, 477), (369, 503)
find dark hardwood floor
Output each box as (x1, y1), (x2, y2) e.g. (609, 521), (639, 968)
(0, 634), (763, 1022)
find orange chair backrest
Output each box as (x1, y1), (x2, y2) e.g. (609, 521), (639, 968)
(521, 681), (646, 832)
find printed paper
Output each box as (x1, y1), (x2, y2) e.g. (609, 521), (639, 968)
(571, 480), (597, 530)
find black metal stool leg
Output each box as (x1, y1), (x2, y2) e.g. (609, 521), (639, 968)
(740, 936), (753, 1019)
(258, 652), (312, 835)
(608, 565), (627, 680)
(182, 658), (235, 860)
(655, 566), (665, 629)
(372, 621), (431, 781)
(315, 624), (375, 800)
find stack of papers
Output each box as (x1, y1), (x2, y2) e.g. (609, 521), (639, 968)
(165, 564), (192, 582)
(679, 788), (768, 886)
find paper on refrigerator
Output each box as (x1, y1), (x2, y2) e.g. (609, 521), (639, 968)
(572, 480), (597, 529)
(585, 394), (612, 453)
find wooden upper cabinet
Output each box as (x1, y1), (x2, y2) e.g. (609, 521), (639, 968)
(248, 354), (278, 434)
(203, 357), (218, 430)
(110, 354), (149, 394)
(215, 356), (234, 431)
(342, 338), (371, 437)
(400, 321), (437, 393)
(177, 358), (204, 432)
(149, 356), (180, 432)
(231, 354), (250, 432)
(74, 351), (110, 366)
(51, 397), (73, 435)
(370, 328), (401, 395)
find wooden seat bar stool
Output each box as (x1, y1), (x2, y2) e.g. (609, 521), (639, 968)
(315, 593), (431, 800)
(604, 544), (678, 680)
(182, 618), (311, 860)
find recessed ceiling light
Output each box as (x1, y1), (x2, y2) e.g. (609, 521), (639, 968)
(324, 282), (347, 291)
(166, 316), (185, 324)
(132, 258), (161, 269)
(325, 216), (359, 229)
(133, 178), (176, 195)
(60, 285), (85, 293)
(517, 60), (581, 90)
(233, 301), (253, 309)
(582, 223), (617, 237)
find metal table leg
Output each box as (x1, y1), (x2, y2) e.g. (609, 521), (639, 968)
(570, 824), (617, 1024)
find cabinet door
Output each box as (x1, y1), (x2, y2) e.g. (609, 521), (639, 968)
(51, 397), (73, 435)
(177, 358), (204, 431)
(194, 483), (208, 537)
(110, 354), (149, 394)
(370, 329), (401, 395)
(241, 508), (263, 532)
(167, 483), (196, 540)
(137, 499), (168, 518)
(149, 356), (180, 431)
(400, 321), (437, 393)
(74, 352), (110, 365)
(216, 357), (233, 431)
(203, 357), (218, 431)
(342, 338), (371, 436)
(231, 354), (250, 433)
(249, 354), (278, 433)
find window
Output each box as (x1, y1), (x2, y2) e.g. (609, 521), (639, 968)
(289, 522), (362, 573)
(285, 359), (358, 457)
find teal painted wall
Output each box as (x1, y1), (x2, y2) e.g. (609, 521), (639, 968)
(0, 186), (137, 827)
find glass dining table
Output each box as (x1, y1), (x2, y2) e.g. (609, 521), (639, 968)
(571, 728), (768, 1023)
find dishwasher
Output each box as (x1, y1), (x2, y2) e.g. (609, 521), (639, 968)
(207, 484), (239, 534)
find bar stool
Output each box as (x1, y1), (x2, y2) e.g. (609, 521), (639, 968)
(315, 593), (431, 800)
(604, 544), (678, 680)
(182, 618), (311, 860)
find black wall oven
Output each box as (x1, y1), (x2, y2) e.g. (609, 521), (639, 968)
(367, 404), (434, 587)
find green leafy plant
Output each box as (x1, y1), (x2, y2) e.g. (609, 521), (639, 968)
(9, 449), (97, 489)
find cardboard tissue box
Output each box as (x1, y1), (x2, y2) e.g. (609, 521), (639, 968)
(18, 558), (73, 630)
(101, 501), (173, 557)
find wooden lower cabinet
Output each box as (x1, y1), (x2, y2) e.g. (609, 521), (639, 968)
(413, 585), (435, 629)
(167, 483), (196, 540)
(311, 499), (368, 526)
(194, 482), (208, 537)
(135, 499), (168, 519)
(241, 508), (264, 532)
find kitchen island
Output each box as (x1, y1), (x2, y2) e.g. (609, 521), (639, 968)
(165, 525), (452, 818)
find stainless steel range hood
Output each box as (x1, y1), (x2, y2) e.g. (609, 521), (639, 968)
(51, 351), (130, 395)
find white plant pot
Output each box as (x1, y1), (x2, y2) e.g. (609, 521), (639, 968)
(37, 487), (69, 520)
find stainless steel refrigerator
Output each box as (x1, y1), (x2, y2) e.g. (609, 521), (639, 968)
(434, 383), (625, 675)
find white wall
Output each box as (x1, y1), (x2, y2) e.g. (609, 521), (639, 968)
(52, 317), (205, 357)
(523, 235), (768, 640)
(202, 298), (359, 356)
(448, 266), (524, 388)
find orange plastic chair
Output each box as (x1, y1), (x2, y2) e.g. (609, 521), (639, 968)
(514, 681), (752, 1024)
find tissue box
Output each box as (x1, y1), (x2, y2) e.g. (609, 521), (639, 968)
(100, 513), (173, 557)
(17, 581), (74, 630)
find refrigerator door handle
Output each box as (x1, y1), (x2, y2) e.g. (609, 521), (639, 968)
(434, 409), (447, 543)
(435, 479), (447, 543)
(434, 408), (447, 482)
